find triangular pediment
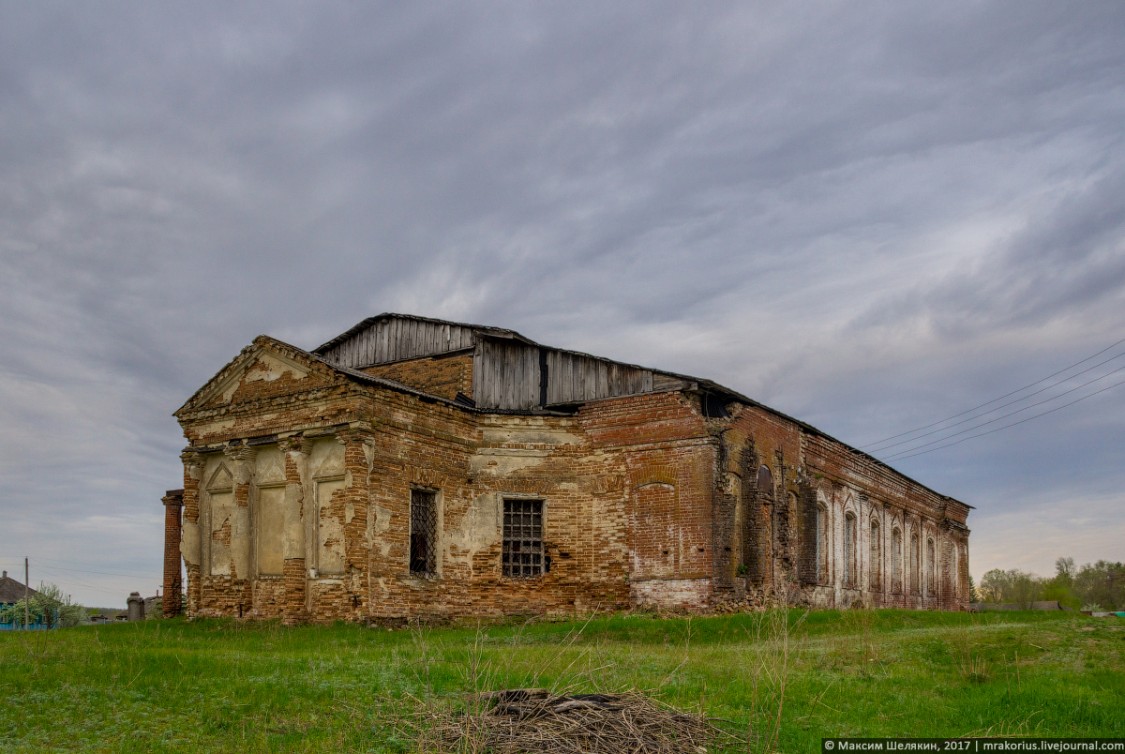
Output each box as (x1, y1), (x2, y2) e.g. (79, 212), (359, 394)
(176, 336), (341, 416)
(206, 463), (234, 492)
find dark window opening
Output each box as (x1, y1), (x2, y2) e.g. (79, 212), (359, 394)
(410, 489), (438, 575)
(701, 393), (731, 418)
(503, 499), (544, 578)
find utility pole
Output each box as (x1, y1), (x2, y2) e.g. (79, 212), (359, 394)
(24, 556), (29, 630)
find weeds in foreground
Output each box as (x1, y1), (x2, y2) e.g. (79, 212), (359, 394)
(0, 610), (1120, 752)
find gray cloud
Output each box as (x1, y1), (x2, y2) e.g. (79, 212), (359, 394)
(1, 1), (1123, 603)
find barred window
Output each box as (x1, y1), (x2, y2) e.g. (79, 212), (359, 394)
(410, 489), (437, 575)
(503, 499), (544, 578)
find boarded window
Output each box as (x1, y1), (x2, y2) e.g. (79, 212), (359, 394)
(410, 489), (438, 575)
(503, 499), (544, 578)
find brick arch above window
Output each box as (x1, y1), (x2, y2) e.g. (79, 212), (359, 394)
(629, 463), (677, 489)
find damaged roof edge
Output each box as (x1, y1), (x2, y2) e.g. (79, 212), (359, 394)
(251, 316), (972, 511)
(311, 312), (527, 355)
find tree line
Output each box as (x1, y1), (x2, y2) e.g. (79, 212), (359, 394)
(977, 558), (1124, 610)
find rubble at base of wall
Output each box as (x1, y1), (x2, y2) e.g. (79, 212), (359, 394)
(628, 579), (712, 611)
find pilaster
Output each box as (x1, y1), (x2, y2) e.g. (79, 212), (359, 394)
(279, 435), (308, 624)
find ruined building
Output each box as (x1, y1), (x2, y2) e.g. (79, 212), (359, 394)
(164, 314), (971, 622)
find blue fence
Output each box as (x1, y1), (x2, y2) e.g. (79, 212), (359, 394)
(0, 621), (51, 631)
(0, 605), (58, 630)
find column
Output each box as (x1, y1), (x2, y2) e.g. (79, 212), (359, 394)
(161, 489), (184, 617)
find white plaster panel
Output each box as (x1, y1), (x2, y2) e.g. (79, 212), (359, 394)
(209, 490), (234, 576)
(257, 485), (285, 575)
(316, 478), (346, 574)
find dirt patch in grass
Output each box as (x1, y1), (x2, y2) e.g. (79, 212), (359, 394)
(422, 688), (728, 753)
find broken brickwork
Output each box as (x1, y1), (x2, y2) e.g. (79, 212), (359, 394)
(171, 314), (971, 622)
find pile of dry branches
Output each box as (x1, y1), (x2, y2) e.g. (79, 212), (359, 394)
(426, 688), (722, 753)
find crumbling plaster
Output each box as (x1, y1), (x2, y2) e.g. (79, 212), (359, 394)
(169, 328), (970, 623)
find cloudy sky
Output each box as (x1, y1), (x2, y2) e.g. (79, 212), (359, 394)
(1, 2), (1122, 607)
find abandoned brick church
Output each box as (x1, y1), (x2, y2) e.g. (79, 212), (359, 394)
(163, 313), (971, 622)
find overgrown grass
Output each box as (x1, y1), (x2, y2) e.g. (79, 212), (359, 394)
(1, 610), (1121, 752)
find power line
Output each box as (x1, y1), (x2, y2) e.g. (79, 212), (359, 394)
(866, 351), (1125, 453)
(860, 335), (1125, 448)
(874, 361), (1125, 457)
(33, 563), (151, 579)
(885, 376), (1125, 462)
(31, 565), (144, 601)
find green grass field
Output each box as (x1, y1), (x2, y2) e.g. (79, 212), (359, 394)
(1, 610), (1121, 752)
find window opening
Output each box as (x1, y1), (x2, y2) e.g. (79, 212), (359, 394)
(927, 538), (936, 595)
(892, 527), (903, 594)
(410, 489), (438, 575)
(816, 503), (829, 584)
(909, 532), (921, 595)
(870, 520), (882, 591)
(844, 512), (857, 587)
(503, 499), (544, 578)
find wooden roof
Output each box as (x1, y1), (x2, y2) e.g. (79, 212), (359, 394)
(183, 313), (971, 511)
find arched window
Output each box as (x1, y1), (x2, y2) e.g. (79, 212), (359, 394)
(926, 538), (936, 595)
(952, 543), (961, 599)
(757, 465), (773, 497)
(870, 520), (882, 591)
(816, 502), (829, 584)
(891, 527), (903, 594)
(909, 531), (921, 595)
(844, 512), (857, 587)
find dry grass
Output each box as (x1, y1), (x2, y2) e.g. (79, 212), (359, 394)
(419, 688), (727, 754)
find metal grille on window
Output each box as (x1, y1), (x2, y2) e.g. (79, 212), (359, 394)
(503, 499), (543, 578)
(410, 490), (437, 575)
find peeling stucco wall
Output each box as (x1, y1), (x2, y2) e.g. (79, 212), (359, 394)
(173, 338), (970, 623)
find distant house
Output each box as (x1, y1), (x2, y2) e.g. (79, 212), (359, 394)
(0, 570), (46, 630)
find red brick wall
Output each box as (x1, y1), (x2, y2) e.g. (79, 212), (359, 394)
(176, 344), (969, 621)
(363, 352), (473, 401)
(161, 490), (183, 617)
